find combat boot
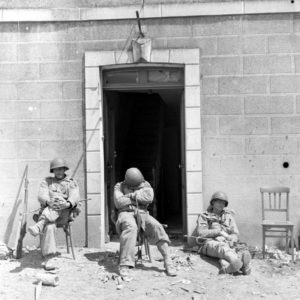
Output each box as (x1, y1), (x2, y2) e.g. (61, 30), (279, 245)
(157, 241), (177, 277)
(240, 250), (251, 275)
(28, 219), (46, 236)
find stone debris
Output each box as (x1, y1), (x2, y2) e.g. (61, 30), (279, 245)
(0, 242), (12, 260)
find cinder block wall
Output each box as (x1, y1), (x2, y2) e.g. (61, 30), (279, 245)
(1, 9), (300, 247)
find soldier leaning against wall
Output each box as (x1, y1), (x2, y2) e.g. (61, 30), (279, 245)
(195, 191), (251, 275)
(28, 158), (80, 270)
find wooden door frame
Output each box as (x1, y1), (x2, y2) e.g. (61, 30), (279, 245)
(84, 49), (203, 249)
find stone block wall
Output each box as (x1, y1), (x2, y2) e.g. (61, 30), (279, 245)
(1, 6), (300, 246)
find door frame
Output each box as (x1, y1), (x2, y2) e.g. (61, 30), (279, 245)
(84, 49), (203, 249)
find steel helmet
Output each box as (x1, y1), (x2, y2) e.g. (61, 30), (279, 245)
(124, 167), (144, 187)
(50, 158), (69, 173)
(210, 191), (228, 207)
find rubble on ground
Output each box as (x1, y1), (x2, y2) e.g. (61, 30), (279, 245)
(0, 242), (12, 260)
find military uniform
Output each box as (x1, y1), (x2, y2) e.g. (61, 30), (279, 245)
(36, 176), (80, 257)
(114, 180), (170, 268)
(196, 205), (251, 275)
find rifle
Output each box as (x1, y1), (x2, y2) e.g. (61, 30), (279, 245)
(15, 165), (29, 259)
(135, 197), (143, 262)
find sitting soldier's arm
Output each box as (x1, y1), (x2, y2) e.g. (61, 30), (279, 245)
(67, 179), (80, 208)
(220, 215), (239, 243)
(114, 182), (132, 210)
(38, 179), (51, 207)
(196, 214), (222, 238)
(131, 182), (154, 206)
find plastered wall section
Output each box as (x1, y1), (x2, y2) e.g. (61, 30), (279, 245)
(85, 49), (202, 248)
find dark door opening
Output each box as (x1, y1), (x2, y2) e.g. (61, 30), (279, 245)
(103, 89), (185, 239)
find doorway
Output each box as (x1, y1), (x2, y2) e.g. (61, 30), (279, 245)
(103, 88), (185, 239)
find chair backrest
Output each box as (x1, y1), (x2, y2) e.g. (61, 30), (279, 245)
(260, 186), (290, 221)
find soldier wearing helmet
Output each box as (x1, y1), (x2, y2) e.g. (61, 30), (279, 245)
(114, 167), (176, 278)
(195, 191), (251, 275)
(28, 158), (80, 270)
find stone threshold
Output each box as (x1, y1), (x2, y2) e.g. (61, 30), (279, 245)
(0, 1), (300, 23)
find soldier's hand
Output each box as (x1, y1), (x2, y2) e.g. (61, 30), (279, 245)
(52, 198), (70, 210)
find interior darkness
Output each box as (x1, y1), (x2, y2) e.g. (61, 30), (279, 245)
(104, 89), (183, 236)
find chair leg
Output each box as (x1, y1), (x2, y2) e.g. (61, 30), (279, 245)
(285, 231), (289, 254)
(68, 223), (76, 260)
(291, 228), (294, 263)
(65, 227), (70, 254)
(144, 237), (152, 263)
(262, 230), (265, 259)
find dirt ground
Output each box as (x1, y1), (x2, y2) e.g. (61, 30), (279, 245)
(1, 238), (300, 300)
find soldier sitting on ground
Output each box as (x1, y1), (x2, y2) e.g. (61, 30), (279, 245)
(114, 167), (177, 278)
(195, 191), (251, 275)
(28, 158), (80, 270)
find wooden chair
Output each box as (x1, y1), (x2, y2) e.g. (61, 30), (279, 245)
(260, 186), (294, 262)
(56, 220), (76, 260)
(136, 232), (152, 263)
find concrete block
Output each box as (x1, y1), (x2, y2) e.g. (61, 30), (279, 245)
(203, 96), (242, 115)
(186, 129), (201, 150)
(86, 151), (101, 172)
(0, 44), (17, 62)
(0, 23), (18, 42)
(271, 117), (300, 134)
(185, 107), (201, 129)
(0, 101), (15, 119)
(293, 55), (300, 73)
(242, 35), (266, 54)
(40, 140), (83, 160)
(202, 77), (218, 95)
(0, 161), (17, 179)
(186, 150), (202, 171)
(0, 63), (39, 81)
(87, 172), (101, 194)
(243, 14), (291, 34)
(185, 86), (200, 107)
(0, 142), (16, 159)
(87, 194), (101, 215)
(217, 36), (241, 55)
(115, 50), (134, 64)
(85, 109), (100, 130)
(186, 171), (202, 193)
(202, 57), (240, 76)
(62, 81), (82, 100)
(270, 75), (300, 93)
(39, 22), (79, 42)
(203, 157), (221, 175)
(150, 49), (169, 63)
(219, 76), (268, 94)
(192, 15), (241, 36)
(245, 95), (294, 114)
(268, 35), (300, 53)
(15, 101), (40, 119)
(85, 88), (99, 109)
(243, 55), (292, 74)
(201, 116), (217, 136)
(40, 62), (82, 80)
(220, 155), (273, 175)
(166, 37), (217, 56)
(220, 117), (268, 135)
(85, 51), (115, 67)
(86, 130), (100, 151)
(18, 160), (49, 179)
(0, 84), (17, 100)
(87, 215), (101, 248)
(16, 140), (40, 159)
(187, 214), (199, 236)
(245, 137), (297, 155)
(17, 82), (61, 100)
(85, 67), (100, 88)
(187, 193), (203, 215)
(185, 64), (200, 85)
(0, 179), (19, 198)
(0, 122), (17, 139)
(147, 18), (192, 38)
(62, 120), (83, 139)
(203, 137), (244, 156)
(170, 49), (199, 64)
(40, 101), (82, 119)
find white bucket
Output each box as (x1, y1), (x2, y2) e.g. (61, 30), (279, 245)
(132, 38), (152, 62)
